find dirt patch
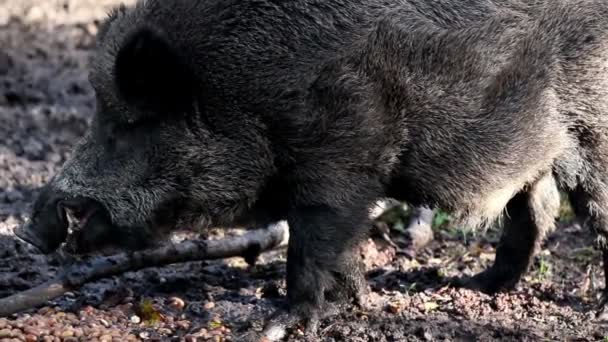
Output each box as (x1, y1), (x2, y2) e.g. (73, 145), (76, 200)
(1, 1), (607, 341)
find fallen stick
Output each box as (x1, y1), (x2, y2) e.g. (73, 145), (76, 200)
(0, 222), (289, 317)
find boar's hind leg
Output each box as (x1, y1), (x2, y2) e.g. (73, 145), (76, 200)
(568, 183), (608, 320)
(466, 174), (560, 293)
(263, 205), (369, 336)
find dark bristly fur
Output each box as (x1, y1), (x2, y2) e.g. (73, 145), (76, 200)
(16, 0), (608, 335)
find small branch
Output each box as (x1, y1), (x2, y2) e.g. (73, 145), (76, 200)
(0, 223), (289, 317)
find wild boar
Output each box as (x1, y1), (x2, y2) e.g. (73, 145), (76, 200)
(16, 0), (608, 336)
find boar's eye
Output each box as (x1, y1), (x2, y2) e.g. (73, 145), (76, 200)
(114, 27), (197, 117)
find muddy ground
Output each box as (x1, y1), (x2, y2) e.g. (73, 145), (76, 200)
(0, 1), (607, 341)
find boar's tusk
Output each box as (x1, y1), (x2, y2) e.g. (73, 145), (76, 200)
(0, 222), (289, 317)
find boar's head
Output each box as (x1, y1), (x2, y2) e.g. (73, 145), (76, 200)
(16, 11), (275, 254)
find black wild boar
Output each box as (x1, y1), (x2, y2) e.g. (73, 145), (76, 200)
(15, 0), (608, 335)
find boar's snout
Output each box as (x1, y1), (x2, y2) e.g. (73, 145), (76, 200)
(16, 187), (68, 254)
(14, 222), (55, 254)
(17, 186), (108, 254)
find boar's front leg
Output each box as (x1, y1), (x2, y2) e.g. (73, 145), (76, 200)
(262, 204), (369, 338)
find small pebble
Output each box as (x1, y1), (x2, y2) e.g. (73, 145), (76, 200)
(81, 306), (95, 314)
(73, 328), (84, 337)
(99, 334), (112, 342)
(195, 328), (210, 338)
(23, 326), (40, 336)
(168, 297), (185, 311)
(61, 329), (75, 338)
(0, 328), (13, 338)
(37, 307), (52, 316)
(130, 316), (141, 324)
(386, 303), (402, 314)
(49, 153), (62, 164)
(158, 328), (172, 335)
(176, 320), (190, 330)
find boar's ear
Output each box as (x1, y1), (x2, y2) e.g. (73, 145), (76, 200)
(114, 27), (195, 112)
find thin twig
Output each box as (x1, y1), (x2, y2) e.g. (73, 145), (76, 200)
(0, 223), (289, 317)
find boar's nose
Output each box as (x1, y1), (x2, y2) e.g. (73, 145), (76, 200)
(14, 222), (51, 254)
(15, 195), (67, 254)
(17, 188), (103, 254)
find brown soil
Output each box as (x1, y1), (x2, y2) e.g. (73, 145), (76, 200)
(1, 1), (607, 341)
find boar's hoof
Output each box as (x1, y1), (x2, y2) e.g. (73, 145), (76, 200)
(459, 267), (517, 295)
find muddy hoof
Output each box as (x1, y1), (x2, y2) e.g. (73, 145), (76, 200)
(459, 268), (515, 295)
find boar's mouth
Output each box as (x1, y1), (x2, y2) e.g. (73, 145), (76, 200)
(62, 204), (161, 255)
(64, 203), (99, 234)
(63, 207), (117, 254)
(63, 201), (173, 255)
